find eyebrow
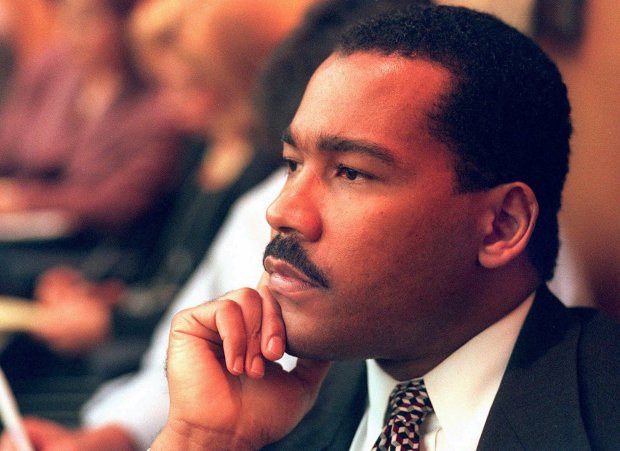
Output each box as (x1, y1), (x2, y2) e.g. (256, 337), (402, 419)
(282, 127), (396, 165)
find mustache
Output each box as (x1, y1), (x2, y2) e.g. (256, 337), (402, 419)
(263, 235), (330, 289)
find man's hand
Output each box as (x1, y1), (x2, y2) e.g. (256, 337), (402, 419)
(0, 418), (136, 451)
(151, 283), (330, 450)
(31, 267), (125, 355)
(35, 267), (125, 308)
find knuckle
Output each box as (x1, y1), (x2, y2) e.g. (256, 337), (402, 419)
(217, 288), (262, 310)
(249, 325), (262, 342)
(236, 287), (262, 304)
(217, 298), (244, 315)
(170, 309), (187, 327)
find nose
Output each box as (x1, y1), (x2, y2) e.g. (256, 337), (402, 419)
(266, 172), (322, 242)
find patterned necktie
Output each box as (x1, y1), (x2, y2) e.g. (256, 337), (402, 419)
(371, 379), (433, 451)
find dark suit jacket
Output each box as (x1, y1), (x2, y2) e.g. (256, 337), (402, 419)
(264, 286), (620, 450)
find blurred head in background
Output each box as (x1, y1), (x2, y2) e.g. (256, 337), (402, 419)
(130, 0), (315, 139)
(55, 0), (139, 80)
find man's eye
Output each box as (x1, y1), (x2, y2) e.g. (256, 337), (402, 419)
(284, 159), (298, 172)
(336, 165), (363, 181)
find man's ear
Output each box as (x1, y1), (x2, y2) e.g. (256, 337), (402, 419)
(478, 182), (538, 269)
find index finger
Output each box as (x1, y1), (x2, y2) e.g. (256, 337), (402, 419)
(257, 273), (286, 361)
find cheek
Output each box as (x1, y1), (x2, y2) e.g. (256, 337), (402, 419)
(320, 205), (413, 289)
(324, 200), (477, 298)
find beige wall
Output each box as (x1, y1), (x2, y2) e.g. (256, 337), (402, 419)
(541, 1), (620, 319)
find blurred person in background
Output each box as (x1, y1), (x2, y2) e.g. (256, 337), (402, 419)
(0, 0), (184, 297)
(18, 0), (314, 361)
(0, 0), (315, 433)
(0, 1), (435, 449)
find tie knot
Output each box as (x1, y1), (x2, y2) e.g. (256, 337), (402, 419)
(387, 379), (433, 421)
(372, 379), (434, 450)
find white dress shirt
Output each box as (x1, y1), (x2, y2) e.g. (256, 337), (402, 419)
(81, 170), (289, 449)
(350, 293), (534, 451)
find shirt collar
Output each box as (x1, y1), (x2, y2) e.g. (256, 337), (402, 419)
(362, 292), (534, 450)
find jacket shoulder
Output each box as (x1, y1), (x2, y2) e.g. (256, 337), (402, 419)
(574, 308), (620, 448)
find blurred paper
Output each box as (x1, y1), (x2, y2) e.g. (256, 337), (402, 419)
(0, 210), (73, 241)
(0, 297), (40, 332)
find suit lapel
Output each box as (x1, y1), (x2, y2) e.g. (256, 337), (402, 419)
(478, 286), (591, 450)
(263, 360), (367, 451)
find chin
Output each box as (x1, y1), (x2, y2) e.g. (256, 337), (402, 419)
(285, 333), (360, 362)
(285, 336), (328, 360)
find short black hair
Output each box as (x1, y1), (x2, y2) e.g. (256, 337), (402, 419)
(252, 0), (431, 166)
(339, 5), (572, 281)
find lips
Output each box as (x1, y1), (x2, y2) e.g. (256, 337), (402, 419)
(264, 256), (323, 294)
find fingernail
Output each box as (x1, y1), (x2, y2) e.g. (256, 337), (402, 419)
(267, 336), (284, 357)
(232, 356), (244, 374)
(251, 355), (264, 377)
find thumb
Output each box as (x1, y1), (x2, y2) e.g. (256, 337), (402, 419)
(289, 358), (331, 407)
(291, 358), (331, 387)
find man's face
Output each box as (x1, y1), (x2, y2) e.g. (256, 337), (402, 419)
(264, 53), (490, 370)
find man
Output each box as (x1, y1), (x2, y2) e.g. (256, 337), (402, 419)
(151, 5), (620, 451)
